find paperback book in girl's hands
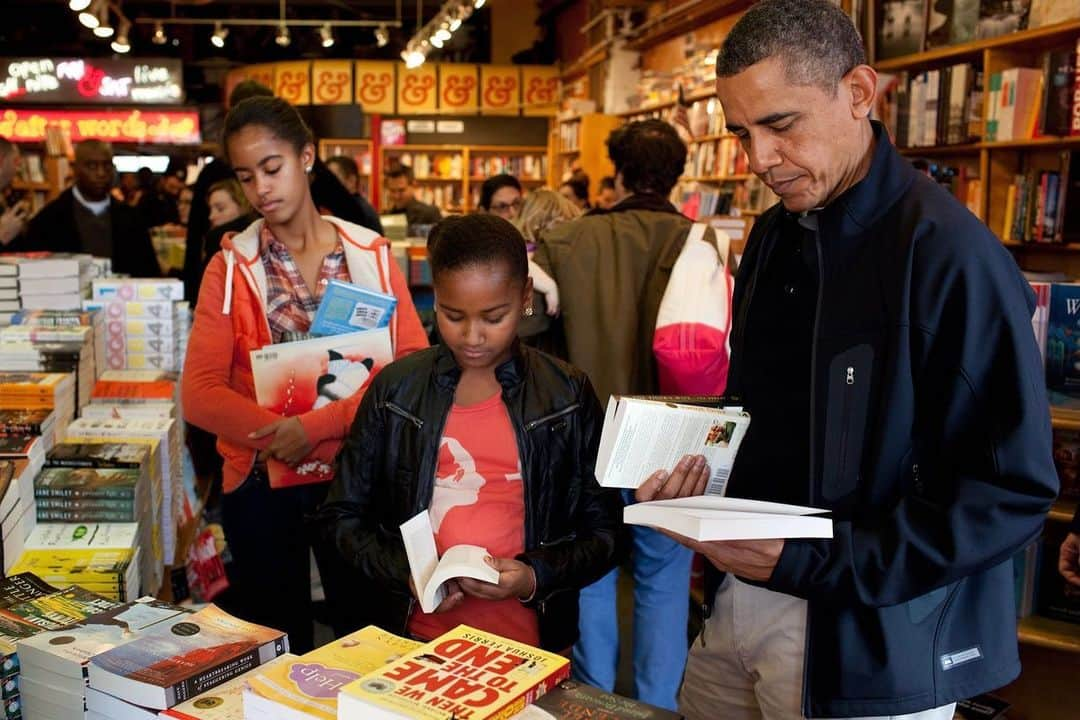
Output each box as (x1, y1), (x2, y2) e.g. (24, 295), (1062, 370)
(400, 511), (500, 614)
(250, 329), (392, 488)
(310, 279), (398, 335)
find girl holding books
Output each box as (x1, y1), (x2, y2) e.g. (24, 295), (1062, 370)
(319, 213), (622, 650)
(182, 96), (428, 653)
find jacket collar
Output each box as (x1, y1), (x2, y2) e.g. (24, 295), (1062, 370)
(586, 192), (684, 217)
(432, 342), (527, 392)
(818, 120), (915, 239)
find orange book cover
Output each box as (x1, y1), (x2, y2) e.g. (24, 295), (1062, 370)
(338, 625), (569, 720)
(91, 380), (176, 402)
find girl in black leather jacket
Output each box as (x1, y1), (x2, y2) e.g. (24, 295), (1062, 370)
(319, 214), (622, 651)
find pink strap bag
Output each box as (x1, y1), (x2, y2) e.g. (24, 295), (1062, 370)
(652, 222), (734, 395)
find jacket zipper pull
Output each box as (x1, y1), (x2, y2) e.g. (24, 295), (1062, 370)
(846, 366), (855, 385)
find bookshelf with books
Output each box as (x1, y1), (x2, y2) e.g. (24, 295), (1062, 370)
(379, 144), (549, 215)
(554, 113), (621, 201)
(317, 139), (374, 199)
(10, 151), (70, 217)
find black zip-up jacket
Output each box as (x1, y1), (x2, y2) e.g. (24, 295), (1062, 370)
(317, 343), (623, 651)
(716, 121), (1058, 717)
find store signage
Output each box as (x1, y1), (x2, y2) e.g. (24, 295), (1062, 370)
(0, 57), (183, 105)
(0, 109), (201, 144)
(354, 61), (396, 114)
(522, 66), (559, 117)
(439, 64), (478, 114)
(480, 65), (521, 116)
(436, 120), (465, 134)
(275, 61), (310, 106)
(397, 64), (438, 115)
(312, 61), (352, 105)
(406, 120), (436, 133)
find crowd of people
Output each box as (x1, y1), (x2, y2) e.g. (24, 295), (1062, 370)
(2, 1), (1078, 719)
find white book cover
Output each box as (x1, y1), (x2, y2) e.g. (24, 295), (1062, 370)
(596, 397), (749, 496)
(400, 510), (499, 614)
(25, 522), (139, 551)
(624, 495), (833, 542)
(86, 687), (159, 720)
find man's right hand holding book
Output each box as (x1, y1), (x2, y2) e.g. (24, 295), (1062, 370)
(636, 454), (785, 584)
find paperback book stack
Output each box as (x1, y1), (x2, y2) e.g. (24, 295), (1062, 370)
(243, 625), (421, 719)
(0, 458), (41, 574)
(0, 372), (76, 441)
(8, 527), (142, 603)
(2, 585), (120, 719)
(91, 653), (297, 720)
(0, 572), (61, 720)
(10, 308), (107, 393)
(87, 279), (185, 372)
(0, 324), (96, 409)
(0, 254), (96, 312)
(86, 604), (288, 716)
(17, 595), (189, 720)
(336, 625), (570, 720)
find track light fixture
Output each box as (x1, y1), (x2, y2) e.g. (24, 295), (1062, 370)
(211, 22), (229, 48)
(375, 23), (389, 47)
(319, 22), (334, 48)
(111, 19), (131, 53)
(69, 0), (92, 12)
(78, 0), (100, 29)
(152, 21), (167, 44)
(275, 23), (291, 47)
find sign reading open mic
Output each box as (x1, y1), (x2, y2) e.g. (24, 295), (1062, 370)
(0, 57), (183, 105)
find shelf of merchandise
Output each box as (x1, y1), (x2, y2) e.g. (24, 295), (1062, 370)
(615, 88), (718, 119)
(379, 144), (548, 214)
(682, 174), (754, 183)
(10, 153), (69, 216)
(552, 113), (621, 202)
(317, 138), (373, 198)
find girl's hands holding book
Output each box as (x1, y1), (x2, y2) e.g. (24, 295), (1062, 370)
(635, 454), (711, 503)
(409, 575), (466, 613)
(458, 557), (537, 602)
(250, 417), (313, 465)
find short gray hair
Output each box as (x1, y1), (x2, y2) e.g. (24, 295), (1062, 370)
(716, 0), (866, 91)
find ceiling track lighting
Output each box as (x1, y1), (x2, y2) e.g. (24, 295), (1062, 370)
(211, 21), (229, 48)
(319, 22), (334, 48)
(375, 23), (389, 47)
(69, 0), (92, 12)
(152, 20), (167, 44)
(403, 0), (481, 67)
(275, 23), (291, 47)
(111, 18), (131, 52)
(77, 0), (100, 29)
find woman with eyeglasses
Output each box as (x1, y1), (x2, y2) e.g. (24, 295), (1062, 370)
(476, 173), (523, 220)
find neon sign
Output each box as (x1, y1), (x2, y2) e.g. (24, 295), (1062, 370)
(0, 57), (183, 105)
(0, 109), (201, 144)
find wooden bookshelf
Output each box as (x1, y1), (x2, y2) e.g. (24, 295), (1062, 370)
(615, 88), (718, 119)
(553, 113), (621, 202)
(318, 139), (373, 199)
(1017, 615), (1080, 652)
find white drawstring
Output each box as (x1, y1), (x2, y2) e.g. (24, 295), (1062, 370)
(222, 250), (235, 315)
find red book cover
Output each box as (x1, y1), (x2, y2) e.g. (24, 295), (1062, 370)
(250, 329), (392, 488)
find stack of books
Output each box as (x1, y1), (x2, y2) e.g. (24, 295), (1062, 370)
(10, 308), (107, 391)
(17, 595), (189, 720)
(87, 279), (185, 373)
(243, 625), (421, 719)
(85, 605), (287, 717)
(8, 541), (141, 603)
(0, 254), (95, 312)
(0, 324), (96, 409)
(0, 458), (40, 574)
(0, 573), (61, 718)
(0, 372), (76, 441)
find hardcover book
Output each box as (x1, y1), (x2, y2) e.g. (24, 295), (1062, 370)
(337, 625), (569, 720)
(250, 329), (392, 488)
(1045, 283), (1080, 393)
(34, 466), (142, 500)
(876, 1), (927, 60)
(86, 604), (288, 709)
(46, 442), (149, 469)
(0, 574), (57, 610)
(0, 409), (53, 436)
(516, 680), (684, 719)
(244, 626), (421, 719)
(311, 279), (398, 335)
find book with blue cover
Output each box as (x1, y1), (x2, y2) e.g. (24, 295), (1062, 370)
(310, 280), (397, 336)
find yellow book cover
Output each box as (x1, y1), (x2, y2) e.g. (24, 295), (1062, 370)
(337, 625), (569, 720)
(245, 626), (420, 719)
(9, 547), (133, 584)
(160, 653), (297, 720)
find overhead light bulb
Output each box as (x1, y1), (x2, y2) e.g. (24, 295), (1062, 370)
(93, 3), (113, 37)
(319, 23), (334, 48)
(68, 0), (92, 12)
(402, 49), (426, 69)
(429, 34), (443, 49)
(474, 0), (486, 7)
(374, 24), (389, 47)
(275, 23), (291, 47)
(78, 4), (100, 29)
(449, 18), (462, 31)
(211, 22), (228, 48)
(111, 19), (131, 52)
(152, 21), (167, 45)
(436, 28), (452, 41)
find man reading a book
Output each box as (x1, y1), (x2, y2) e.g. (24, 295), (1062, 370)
(638, 2), (1059, 719)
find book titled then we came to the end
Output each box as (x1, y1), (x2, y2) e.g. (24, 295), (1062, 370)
(597, 396), (832, 542)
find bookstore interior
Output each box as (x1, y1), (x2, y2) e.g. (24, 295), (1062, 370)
(4, 0), (1080, 718)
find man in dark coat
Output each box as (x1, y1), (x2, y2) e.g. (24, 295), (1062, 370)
(23, 140), (160, 277)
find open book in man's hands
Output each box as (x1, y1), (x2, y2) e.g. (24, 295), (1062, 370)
(625, 495), (833, 541)
(596, 396), (750, 495)
(400, 510), (500, 613)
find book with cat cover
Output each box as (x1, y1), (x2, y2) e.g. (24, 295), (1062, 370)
(87, 604), (288, 709)
(244, 626), (421, 720)
(250, 329), (392, 488)
(338, 625), (569, 720)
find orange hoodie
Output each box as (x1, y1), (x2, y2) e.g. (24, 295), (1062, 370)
(182, 216), (428, 493)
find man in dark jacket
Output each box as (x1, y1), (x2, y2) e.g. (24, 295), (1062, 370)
(640, 2), (1058, 718)
(23, 140), (160, 277)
